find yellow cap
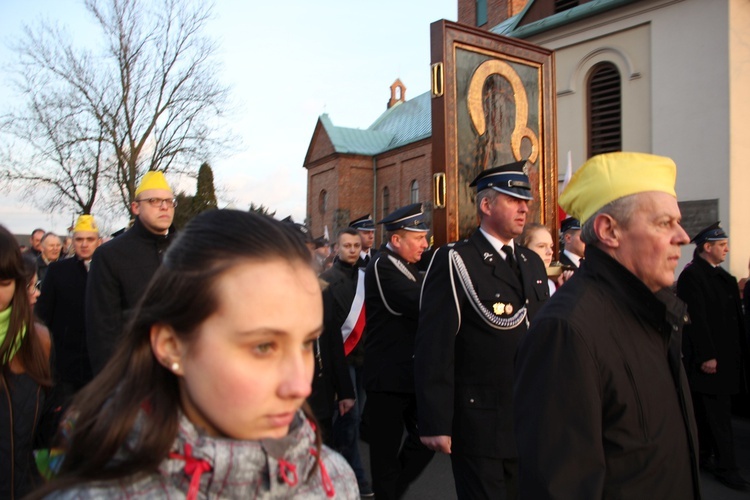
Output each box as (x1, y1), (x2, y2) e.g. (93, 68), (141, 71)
(559, 152), (677, 224)
(73, 215), (99, 234)
(135, 171), (172, 196)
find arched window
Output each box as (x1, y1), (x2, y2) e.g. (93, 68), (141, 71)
(382, 186), (390, 218)
(410, 180), (419, 204)
(587, 62), (622, 157)
(318, 189), (328, 214)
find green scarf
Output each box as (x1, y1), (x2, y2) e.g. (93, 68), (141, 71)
(0, 306), (26, 364)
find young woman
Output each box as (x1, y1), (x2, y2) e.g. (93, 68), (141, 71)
(38, 210), (358, 499)
(0, 225), (59, 499)
(519, 223), (572, 296)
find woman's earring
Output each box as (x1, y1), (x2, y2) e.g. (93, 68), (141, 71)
(171, 362), (180, 372)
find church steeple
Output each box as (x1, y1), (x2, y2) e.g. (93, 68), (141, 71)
(387, 79), (406, 109)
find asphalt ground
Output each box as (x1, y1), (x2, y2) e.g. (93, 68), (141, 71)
(357, 416), (750, 499)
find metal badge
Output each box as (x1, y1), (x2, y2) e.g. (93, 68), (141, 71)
(493, 302), (505, 315)
(505, 303), (513, 314)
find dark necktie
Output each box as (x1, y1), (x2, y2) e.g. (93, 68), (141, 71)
(362, 254), (370, 266)
(502, 245), (521, 282)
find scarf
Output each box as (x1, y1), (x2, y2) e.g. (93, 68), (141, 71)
(0, 306), (26, 364)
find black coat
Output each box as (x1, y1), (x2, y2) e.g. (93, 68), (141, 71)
(363, 245), (423, 393)
(85, 218), (174, 374)
(677, 255), (747, 395)
(514, 245), (700, 499)
(415, 230), (549, 459)
(308, 260), (357, 421)
(36, 257), (93, 390)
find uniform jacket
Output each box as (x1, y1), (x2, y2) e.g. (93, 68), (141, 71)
(363, 245), (422, 393)
(677, 255), (747, 395)
(415, 229), (549, 458)
(558, 249), (580, 269)
(513, 245), (701, 499)
(36, 257), (93, 390)
(356, 248), (378, 269)
(308, 260), (357, 422)
(85, 218), (174, 375)
(50, 411), (359, 499)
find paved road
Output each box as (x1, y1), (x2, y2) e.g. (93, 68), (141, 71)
(358, 416), (750, 499)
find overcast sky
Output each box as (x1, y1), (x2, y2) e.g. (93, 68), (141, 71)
(0, 0), (456, 235)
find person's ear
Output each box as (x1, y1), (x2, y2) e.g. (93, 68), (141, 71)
(150, 323), (185, 375)
(592, 213), (620, 249)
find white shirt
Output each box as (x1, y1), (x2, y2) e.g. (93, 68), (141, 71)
(479, 227), (514, 261)
(563, 249), (582, 268)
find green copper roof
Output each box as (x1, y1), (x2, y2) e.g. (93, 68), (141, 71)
(493, 0), (642, 38)
(318, 91), (432, 156)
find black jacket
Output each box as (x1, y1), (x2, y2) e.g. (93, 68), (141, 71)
(0, 372), (60, 499)
(677, 255), (747, 395)
(514, 245), (700, 499)
(36, 257), (93, 391)
(415, 230), (549, 458)
(308, 260), (357, 421)
(85, 218), (174, 374)
(363, 245), (423, 393)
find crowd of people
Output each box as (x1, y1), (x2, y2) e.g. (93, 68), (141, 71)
(1, 152), (749, 499)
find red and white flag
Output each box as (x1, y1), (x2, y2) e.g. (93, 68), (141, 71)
(341, 268), (366, 355)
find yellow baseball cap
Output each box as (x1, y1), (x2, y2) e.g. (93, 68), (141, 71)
(73, 215), (99, 234)
(559, 152), (677, 224)
(135, 171), (172, 196)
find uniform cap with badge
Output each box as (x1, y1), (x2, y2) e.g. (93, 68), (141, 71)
(690, 222), (728, 246)
(349, 214), (376, 232)
(469, 160), (533, 200)
(560, 217), (581, 233)
(378, 203), (429, 232)
(559, 152), (677, 224)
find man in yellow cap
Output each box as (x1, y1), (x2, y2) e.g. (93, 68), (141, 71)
(513, 152), (700, 498)
(37, 215), (102, 401)
(86, 171), (177, 374)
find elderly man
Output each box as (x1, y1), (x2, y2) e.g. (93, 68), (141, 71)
(350, 214), (378, 267)
(37, 215), (101, 401)
(86, 171), (176, 374)
(415, 161), (549, 499)
(36, 232), (63, 283)
(363, 203), (435, 500)
(559, 216), (584, 268)
(677, 223), (748, 490)
(513, 152), (701, 499)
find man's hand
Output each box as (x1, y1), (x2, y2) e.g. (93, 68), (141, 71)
(420, 435), (452, 454)
(338, 398), (356, 415)
(701, 359), (718, 374)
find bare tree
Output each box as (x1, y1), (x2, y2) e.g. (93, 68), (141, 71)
(0, 0), (231, 218)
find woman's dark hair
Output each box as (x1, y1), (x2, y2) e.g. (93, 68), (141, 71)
(0, 225), (51, 386)
(46, 210), (318, 488)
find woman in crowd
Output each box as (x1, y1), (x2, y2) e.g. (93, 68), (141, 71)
(0, 225), (60, 499)
(519, 223), (571, 296)
(35, 210), (358, 499)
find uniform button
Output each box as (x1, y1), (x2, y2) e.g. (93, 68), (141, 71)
(673, 325), (678, 331)
(495, 293), (500, 298)
(469, 398), (475, 404)
(683, 315), (688, 322)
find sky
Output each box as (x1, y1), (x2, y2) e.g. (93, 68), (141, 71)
(0, 0), (457, 235)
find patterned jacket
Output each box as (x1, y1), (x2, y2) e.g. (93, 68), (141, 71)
(49, 411), (359, 499)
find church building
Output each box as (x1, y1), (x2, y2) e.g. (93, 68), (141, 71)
(304, 0), (750, 276)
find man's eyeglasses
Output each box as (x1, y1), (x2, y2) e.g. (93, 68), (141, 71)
(135, 197), (178, 208)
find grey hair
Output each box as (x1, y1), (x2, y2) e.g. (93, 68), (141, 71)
(476, 188), (501, 216)
(580, 193), (640, 245)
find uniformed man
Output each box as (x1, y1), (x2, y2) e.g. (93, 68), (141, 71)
(514, 152), (700, 499)
(86, 171), (176, 374)
(677, 222), (749, 490)
(37, 215), (101, 401)
(350, 214), (378, 267)
(415, 161), (549, 500)
(363, 203), (435, 500)
(559, 216), (584, 268)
